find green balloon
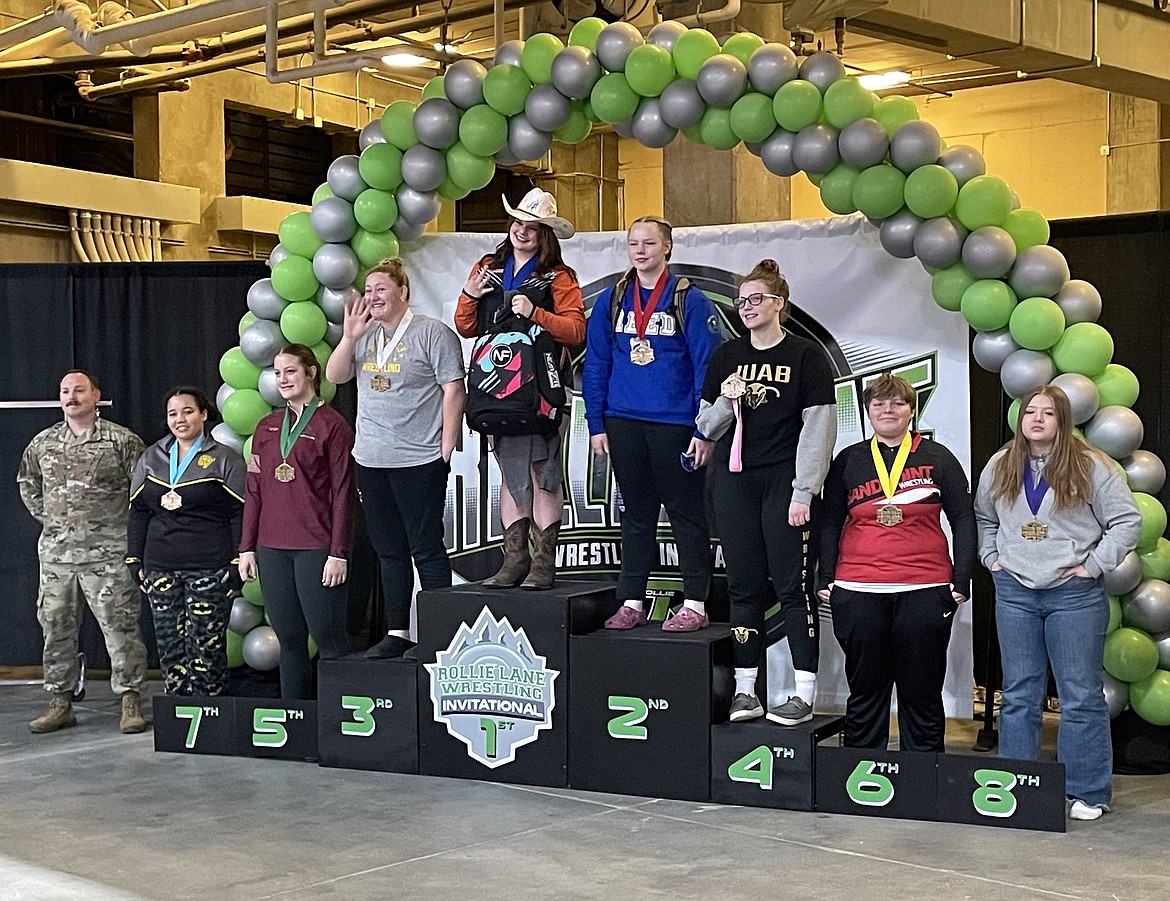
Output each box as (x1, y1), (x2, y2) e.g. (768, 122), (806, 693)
(1130, 669), (1170, 726)
(961, 279), (1018, 332)
(851, 164), (907, 220)
(271, 255), (319, 302)
(311, 182), (333, 205)
(1093, 363), (1140, 408)
(872, 95), (918, 137)
(227, 629), (245, 667)
(904, 165), (959, 219)
(721, 32), (765, 68)
(483, 64), (532, 117)
(242, 435), (253, 460)
(1009, 297), (1066, 350)
(673, 28), (721, 81)
(521, 33), (564, 85)
(568, 17), (607, 50)
(277, 211), (323, 259)
(219, 346), (262, 390)
(437, 176), (470, 201)
(818, 163), (861, 215)
(773, 80), (822, 132)
(699, 107), (739, 151)
(729, 93), (777, 143)
(446, 142), (496, 191)
(590, 73), (640, 124)
(351, 228), (400, 268)
(281, 302), (327, 346)
(1105, 627), (1160, 683)
(310, 340), (332, 370)
(1003, 207), (1050, 252)
(241, 574), (263, 605)
(1133, 493), (1168, 552)
(238, 311), (258, 337)
(222, 388), (271, 436)
(458, 104), (509, 157)
(955, 175), (1013, 230)
(308, 634), (319, 659)
(807, 171), (824, 188)
(1139, 538), (1170, 581)
(555, 104), (593, 144)
(1007, 397), (1021, 432)
(1051, 321), (1114, 378)
(681, 121), (704, 145)
(1108, 595), (1122, 633)
(358, 143), (404, 192)
(931, 264), (976, 312)
(583, 100), (600, 123)
(353, 189), (398, 234)
(823, 78), (874, 129)
(319, 376), (337, 404)
(625, 44), (676, 98)
(420, 74), (446, 102)
(380, 100), (419, 150)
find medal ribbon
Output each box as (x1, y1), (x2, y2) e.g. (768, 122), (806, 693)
(280, 398), (319, 462)
(168, 435), (204, 489)
(1024, 470), (1050, 516)
(503, 253), (539, 292)
(729, 398), (744, 473)
(375, 310), (414, 370)
(870, 432), (913, 501)
(630, 269), (670, 341)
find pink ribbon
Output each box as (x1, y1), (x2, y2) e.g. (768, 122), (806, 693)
(729, 397), (743, 473)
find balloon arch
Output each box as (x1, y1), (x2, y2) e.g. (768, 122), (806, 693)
(213, 19), (1170, 725)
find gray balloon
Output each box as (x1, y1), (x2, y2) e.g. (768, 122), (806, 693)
(647, 19), (687, 51)
(247, 278), (289, 321)
(242, 625), (281, 671)
(1050, 373), (1100, 425)
(309, 195), (357, 244)
(508, 114), (552, 161)
(312, 242), (361, 290)
(1155, 631), (1170, 671)
(962, 226), (1017, 279)
(1122, 450), (1167, 495)
(551, 46), (602, 100)
(317, 286), (357, 324)
(495, 40), (524, 69)
(267, 242), (289, 269)
(1054, 279), (1102, 324)
(761, 128), (799, 178)
(1000, 349), (1057, 399)
(612, 117), (635, 139)
(525, 84), (572, 132)
(1009, 187), (1022, 210)
(210, 422), (244, 455)
(215, 383), (236, 413)
(396, 186), (441, 225)
(413, 98), (460, 150)
(1103, 671), (1129, 719)
(838, 117), (890, 169)
(696, 53), (748, 108)
(1122, 579), (1170, 634)
(392, 215), (427, 242)
(659, 79), (706, 129)
(1009, 245), (1070, 299)
(494, 145), (521, 166)
(257, 367), (284, 407)
(792, 123), (839, 175)
(879, 209), (922, 259)
(914, 217), (968, 269)
(229, 597), (264, 634)
(401, 144), (446, 192)
(972, 328), (1021, 373)
(326, 155), (367, 202)
(938, 144), (986, 187)
(744, 138), (766, 156)
(748, 43), (799, 94)
(631, 98), (678, 149)
(1085, 406), (1144, 459)
(444, 58), (488, 110)
(798, 50), (844, 93)
(890, 120), (942, 174)
(594, 22), (643, 73)
(240, 319), (285, 367)
(359, 120), (386, 150)
(325, 320), (344, 348)
(1105, 551), (1145, 596)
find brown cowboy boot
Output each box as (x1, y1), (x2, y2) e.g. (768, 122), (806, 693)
(522, 521), (561, 590)
(120, 690), (147, 734)
(483, 517), (531, 588)
(29, 691), (77, 734)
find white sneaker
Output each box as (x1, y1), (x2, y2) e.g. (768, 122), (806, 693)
(1069, 799), (1105, 821)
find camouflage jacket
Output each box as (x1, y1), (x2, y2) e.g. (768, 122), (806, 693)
(17, 418), (145, 564)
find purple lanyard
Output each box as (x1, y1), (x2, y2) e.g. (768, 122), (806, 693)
(1023, 471), (1049, 516)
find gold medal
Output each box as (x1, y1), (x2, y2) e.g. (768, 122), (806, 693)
(876, 503), (903, 526)
(161, 490), (182, 511)
(275, 462), (296, 483)
(370, 373), (389, 392)
(630, 339), (654, 366)
(1021, 520), (1048, 541)
(721, 373), (747, 400)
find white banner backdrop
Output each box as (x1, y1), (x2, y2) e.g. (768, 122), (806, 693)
(402, 214), (973, 718)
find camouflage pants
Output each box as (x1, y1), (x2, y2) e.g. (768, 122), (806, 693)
(37, 560), (147, 694)
(145, 568), (232, 696)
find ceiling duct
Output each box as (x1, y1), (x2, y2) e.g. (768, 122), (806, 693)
(781, 0), (889, 32)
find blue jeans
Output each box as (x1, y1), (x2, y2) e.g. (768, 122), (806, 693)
(992, 569), (1111, 807)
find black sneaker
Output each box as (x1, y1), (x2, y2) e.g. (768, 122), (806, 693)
(364, 635), (415, 660)
(766, 696), (813, 726)
(729, 692), (764, 722)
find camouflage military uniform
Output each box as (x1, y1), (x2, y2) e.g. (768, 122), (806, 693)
(17, 417), (148, 694)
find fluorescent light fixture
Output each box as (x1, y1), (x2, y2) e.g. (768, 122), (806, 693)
(382, 51), (431, 67)
(433, 41), (457, 55)
(857, 70), (911, 90)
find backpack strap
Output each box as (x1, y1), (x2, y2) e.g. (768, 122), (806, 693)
(671, 276), (691, 325)
(610, 270), (691, 329)
(609, 268), (635, 331)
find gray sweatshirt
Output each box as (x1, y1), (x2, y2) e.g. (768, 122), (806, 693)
(974, 448), (1141, 590)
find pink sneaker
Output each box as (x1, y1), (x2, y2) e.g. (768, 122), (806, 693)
(661, 607), (709, 632)
(604, 606), (647, 630)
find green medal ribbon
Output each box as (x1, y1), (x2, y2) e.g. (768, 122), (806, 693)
(280, 398), (319, 462)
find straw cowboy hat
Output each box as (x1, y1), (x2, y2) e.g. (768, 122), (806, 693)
(501, 188), (575, 239)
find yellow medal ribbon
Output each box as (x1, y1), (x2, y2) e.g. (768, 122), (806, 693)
(870, 431), (913, 500)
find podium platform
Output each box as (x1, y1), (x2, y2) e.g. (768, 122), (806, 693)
(317, 655), (419, 773)
(153, 695), (238, 756)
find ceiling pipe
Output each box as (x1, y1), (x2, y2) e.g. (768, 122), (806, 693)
(0, 10), (58, 51)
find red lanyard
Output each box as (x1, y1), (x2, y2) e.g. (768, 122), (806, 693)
(632, 270), (670, 340)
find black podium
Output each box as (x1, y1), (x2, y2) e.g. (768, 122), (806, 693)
(153, 695), (239, 756)
(317, 655), (419, 773)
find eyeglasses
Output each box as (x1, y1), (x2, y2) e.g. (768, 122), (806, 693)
(734, 293), (780, 309)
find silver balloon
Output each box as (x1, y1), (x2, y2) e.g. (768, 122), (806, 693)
(1050, 373), (1100, 425)
(495, 40), (524, 69)
(1122, 450), (1167, 495)
(913, 217), (968, 269)
(309, 196), (357, 244)
(247, 278), (289, 321)
(215, 383), (236, 414)
(890, 120), (942, 174)
(791, 123), (839, 175)
(696, 53), (748, 108)
(647, 19), (687, 51)
(594, 22), (643, 73)
(937, 144), (986, 187)
(1084, 406), (1144, 459)
(325, 320), (344, 348)
(210, 422), (244, 455)
(1009, 245), (1070, 299)
(1054, 279), (1102, 325)
(838, 117), (890, 169)
(396, 185), (442, 226)
(744, 139), (766, 156)
(631, 98), (678, 148)
(761, 128), (799, 177)
(443, 58), (488, 110)
(551, 46), (602, 100)
(1122, 579), (1170, 634)
(798, 50), (844, 93)
(326, 155), (368, 202)
(1000, 349), (1057, 399)
(401, 144), (446, 192)
(229, 597), (264, 634)
(612, 117), (635, 139)
(257, 367), (283, 407)
(392, 215), (427, 242)
(1155, 631), (1170, 671)
(240, 319), (285, 367)
(317, 285), (357, 324)
(972, 328), (1020, 373)
(508, 114), (552, 161)
(525, 84), (572, 132)
(494, 145), (521, 167)
(961, 226), (1017, 279)
(879, 209), (922, 259)
(413, 98), (460, 150)
(312, 242), (361, 290)
(242, 625), (281, 671)
(1105, 551), (1145, 596)
(748, 43), (799, 94)
(659, 79), (706, 130)
(1103, 671), (1129, 719)
(267, 243), (289, 269)
(359, 120), (386, 150)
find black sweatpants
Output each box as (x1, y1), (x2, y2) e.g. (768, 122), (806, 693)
(146, 567), (232, 696)
(830, 585), (957, 752)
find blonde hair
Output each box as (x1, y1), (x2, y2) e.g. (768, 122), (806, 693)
(629, 215), (673, 260)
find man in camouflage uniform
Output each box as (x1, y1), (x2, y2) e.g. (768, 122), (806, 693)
(17, 370), (149, 734)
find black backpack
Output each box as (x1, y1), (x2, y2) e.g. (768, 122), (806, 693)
(608, 269), (732, 343)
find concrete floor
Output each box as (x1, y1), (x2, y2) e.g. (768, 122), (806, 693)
(2, 680), (1169, 901)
